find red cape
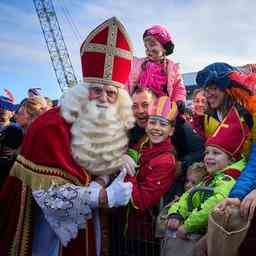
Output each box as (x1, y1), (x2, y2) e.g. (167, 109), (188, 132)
(0, 108), (95, 256)
(21, 107), (89, 184)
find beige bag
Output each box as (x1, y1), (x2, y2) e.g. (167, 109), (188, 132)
(160, 234), (202, 256)
(207, 206), (251, 256)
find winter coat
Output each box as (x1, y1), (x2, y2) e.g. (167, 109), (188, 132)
(126, 57), (186, 102)
(126, 138), (176, 240)
(129, 120), (204, 173)
(171, 118), (204, 172)
(167, 158), (246, 233)
(230, 143), (256, 199)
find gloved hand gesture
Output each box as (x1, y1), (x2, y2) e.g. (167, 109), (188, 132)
(106, 170), (132, 208)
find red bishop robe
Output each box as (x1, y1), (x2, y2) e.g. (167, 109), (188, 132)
(0, 107), (96, 256)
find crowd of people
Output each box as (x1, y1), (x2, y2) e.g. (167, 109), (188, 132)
(1, 16), (256, 256)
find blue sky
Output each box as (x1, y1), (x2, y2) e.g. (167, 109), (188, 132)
(1, 0), (256, 102)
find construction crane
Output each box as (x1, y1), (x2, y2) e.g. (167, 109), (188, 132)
(33, 0), (77, 92)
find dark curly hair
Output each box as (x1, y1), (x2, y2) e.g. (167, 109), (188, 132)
(163, 41), (174, 55)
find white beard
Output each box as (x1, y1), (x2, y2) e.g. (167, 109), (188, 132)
(60, 83), (135, 176)
(70, 100), (129, 176)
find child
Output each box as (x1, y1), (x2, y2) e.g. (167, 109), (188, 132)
(127, 25), (186, 102)
(165, 107), (248, 241)
(184, 162), (207, 191)
(124, 96), (178, 255)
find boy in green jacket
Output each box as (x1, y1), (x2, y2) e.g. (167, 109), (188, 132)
(166, 107), (249, 239)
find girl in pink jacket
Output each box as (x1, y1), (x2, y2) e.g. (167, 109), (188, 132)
(127, 25), (186, 102)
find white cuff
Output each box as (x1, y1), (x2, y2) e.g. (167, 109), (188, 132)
(88, 181), (102, 208)
(32, 184), (95, 246)
(106, 186), (115, 208)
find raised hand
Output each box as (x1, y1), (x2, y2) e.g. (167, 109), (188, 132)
(106, 170), (133, 207)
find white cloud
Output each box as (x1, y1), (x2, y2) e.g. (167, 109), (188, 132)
(58, 0), (256, 74)
(1, 0), (256, 100)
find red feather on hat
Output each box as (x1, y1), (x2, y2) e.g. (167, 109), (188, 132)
(227, 71), (256, 113)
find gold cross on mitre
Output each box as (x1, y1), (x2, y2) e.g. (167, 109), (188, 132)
(80, 17), (133, 87)
(212, 122), (229, 137)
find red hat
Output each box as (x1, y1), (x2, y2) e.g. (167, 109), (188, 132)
(206, 107), (249, 159)
(80, 17), (133, 88)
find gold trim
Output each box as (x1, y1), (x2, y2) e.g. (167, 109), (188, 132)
(208, 107), (247, 157)
(80, 17), (133, 88)
(83, 77), (124, 88)
(103, 19), (117, 80)
(84, 44), (132, 60)
(9, 184), (28, 256)
(81, 17), (133, 56)
(9, 155), (89, 191)
(232, 107), (247, 156)
(19, 190), (33, 255)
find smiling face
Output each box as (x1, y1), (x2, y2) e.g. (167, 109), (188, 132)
(204, 146), (232, 174)
(146, 116), (174, 144)
(143, 36), (165, 61)
(193, 90), (207, 116)
(204, 84), (226, 110)
(132, 90), (155, 128)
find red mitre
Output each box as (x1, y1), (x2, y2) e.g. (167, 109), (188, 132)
(206, 107), (249, 159)
(80, 17), (133, 88)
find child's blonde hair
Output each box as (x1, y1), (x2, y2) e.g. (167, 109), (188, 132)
(23, 96), (48, 119)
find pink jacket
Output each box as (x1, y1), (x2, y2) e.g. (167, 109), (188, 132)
(126, 57), (186, 101)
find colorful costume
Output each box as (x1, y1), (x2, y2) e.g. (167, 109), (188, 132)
(223, 71), (256, 255)
(126, 25), (186, 101)
(126, 97), (177, 241)
(127, 57), (186, 101)
(167, 107), (249, 234)
(127, 137), (176, 239)
(196, 62), (254, 155)
(0, 108), (96, 255)
(227, 71), (256, 199)
(168, 159), (245, 233)
(0, 17), (133, 256)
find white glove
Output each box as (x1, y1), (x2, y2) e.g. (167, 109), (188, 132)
(121, 154), (138, 176)
(106, 170), (133, 208)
